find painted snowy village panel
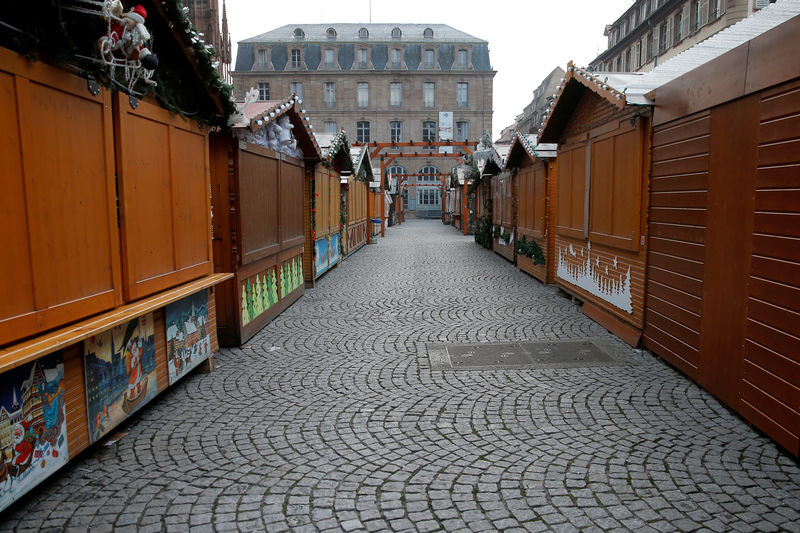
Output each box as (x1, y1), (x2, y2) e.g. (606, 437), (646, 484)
(166, 291), (211, 385)
(84, 314), (157, 444)
(315, 237), (330, 277)
(557, 242), (633, 314)
(0, 352), (68, 512)
(241, 266), (279, 327)
(329, 233), (341, 267)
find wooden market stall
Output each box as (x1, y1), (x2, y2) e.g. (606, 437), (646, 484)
(491, 169), (516, 263)
(210, 96), (321, 347)
(0, 0), (235, 511)
(306, 131), (353, 282)
(503, 132), (557, 284)
(538, 64), (653, 346)
(342, 145), (373, 256)
(641, 9), (800, 455)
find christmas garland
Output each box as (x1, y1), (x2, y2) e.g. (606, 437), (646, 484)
(515, 235), (545, 265)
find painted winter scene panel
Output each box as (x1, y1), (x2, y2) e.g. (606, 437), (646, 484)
(84, 314), (157, 444)
(315, 237), (330, 276)
(0, 351), (68, 512)
(280, 255), (304, 298)
(166, 290), (211, 384)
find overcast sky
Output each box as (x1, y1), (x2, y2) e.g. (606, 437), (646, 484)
(225, 0), (635, 139)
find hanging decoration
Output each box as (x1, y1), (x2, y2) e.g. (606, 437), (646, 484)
(96, 1), (159, 92)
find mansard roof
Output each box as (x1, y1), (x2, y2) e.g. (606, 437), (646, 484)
(241, 24), (487, 44)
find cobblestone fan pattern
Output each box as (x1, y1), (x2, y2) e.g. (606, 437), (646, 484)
(2, 220), (799, 532)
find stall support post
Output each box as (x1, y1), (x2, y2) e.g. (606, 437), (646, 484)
(463, 182), (469, 235)
(380, 155), (386, 237)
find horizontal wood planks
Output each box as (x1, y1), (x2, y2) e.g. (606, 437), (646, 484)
(0, 50), (121, 346)
(644, 111), (710, 379)
(739, 79), (800, 454)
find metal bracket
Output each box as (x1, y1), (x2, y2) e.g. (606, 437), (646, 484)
(87, 80), (101, 96)
(129, 95), (139, 109)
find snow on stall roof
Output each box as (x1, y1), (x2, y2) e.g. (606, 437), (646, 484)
(610, 0), (800, 104)
(520, 133), (557, 159)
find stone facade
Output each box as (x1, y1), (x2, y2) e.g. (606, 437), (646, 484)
(590, 0), (774, 73)
(233, 24), (495, 214)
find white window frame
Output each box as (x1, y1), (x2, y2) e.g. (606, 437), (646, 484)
(324, 82), (336, 107)
(357, 82), (369, 108)
(390, 82), (402, 106)
(423, 82), (435, 108)
(257, 82), (269, 101)
(456, 82), (468, 107)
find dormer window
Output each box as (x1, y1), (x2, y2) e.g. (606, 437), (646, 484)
(359, 27), (369, 38)
(293, 28), (304, 39)
(423, 27), (434, 38)
(326, 27), (337, 39)
(391, 27), (402, 39)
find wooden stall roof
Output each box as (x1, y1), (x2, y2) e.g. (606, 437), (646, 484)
(229, 95), (322, 160)
(1, 1), (237, 124)
(539, 0), (800, 142)
(473, 138), (510, 177)
(503, 131), (557, 170)
(315, 130), (355, 174)
(350, 145), (375, 182)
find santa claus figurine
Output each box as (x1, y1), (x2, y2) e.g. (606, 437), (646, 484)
(98, 3), (159, 70)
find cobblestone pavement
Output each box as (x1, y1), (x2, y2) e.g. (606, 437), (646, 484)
(2, 219), (799, 532)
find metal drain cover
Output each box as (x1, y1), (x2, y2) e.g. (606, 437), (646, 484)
(427, 340), (630, 370)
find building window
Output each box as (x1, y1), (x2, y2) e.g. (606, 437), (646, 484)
(455, 121), (469, 142)
(390, 82), (402, 106)
(419, 165), (439, 181)
(423, 28), (434, 38)
(291, 49), (301, 68)
(357, 82), (369, 107)
(257, 49), (268, 67)
(711, 0), (721, 19)
(646, 32), (653, 59)
(457, 49), (468, 69)
(293, 28), (304, 39)
(290, 82), (303, 99)
(675, 9), (683, 41)
(324, 121), (337, 134)
(357, 121), (370, 143)
(390, 121), (402, 142)
(324, 82), (336, 107)
(257, 82), (269, 101)
(357, 49), (368, 68)
(423, 82), (435, 107)
(359, 27), (369, 38)
(422, 121), (436, 142)
(324, 49), (334, 68)
(424, 49), (435, 69)
(391, 48), (402, 68)
(391, 27), (402, 39)
(692, 0), (700, 31)
(456, 82), (468, 107)
(326, 27), (337, 39)
(625, 48), (632, 71)
(659, 22), (668, 52)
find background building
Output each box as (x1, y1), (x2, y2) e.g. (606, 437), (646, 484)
(233, 23), (495, 217)
(184, 0), (232, 83)
(589, 0), (777, 73)
(495, 66), (564, 145)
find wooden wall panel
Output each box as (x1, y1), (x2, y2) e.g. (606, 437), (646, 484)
(555, 144), (586, 239)
(0, 50), (121, 346)
(644, 111), (710, 380)
(699, 94), (759, 407)
(739, 79), (800, 454)
(208, 287), (219, 353)
(280, 160), (305, 248)
(239, 149), (279, 263)
(115, 94), (212, 302)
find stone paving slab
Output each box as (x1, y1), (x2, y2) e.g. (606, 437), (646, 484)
(1, 219), (798, 532)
